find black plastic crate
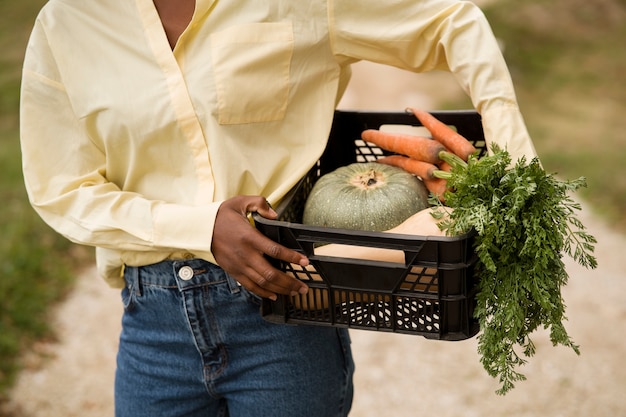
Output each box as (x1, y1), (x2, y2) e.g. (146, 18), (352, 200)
(254, 110), (486, 341)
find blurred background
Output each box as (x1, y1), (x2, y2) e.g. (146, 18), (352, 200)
(1, 0), (625, 415)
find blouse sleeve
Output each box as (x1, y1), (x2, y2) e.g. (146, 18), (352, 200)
(329, 0), (538, 162)
(20, 20), (220, 263)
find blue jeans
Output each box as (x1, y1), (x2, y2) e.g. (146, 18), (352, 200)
(115, 259), (354, 417)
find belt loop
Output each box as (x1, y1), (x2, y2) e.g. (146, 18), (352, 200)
(225, 273), (241, 294)
(124, 264), (142, 297)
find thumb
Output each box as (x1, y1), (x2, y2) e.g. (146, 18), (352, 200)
(250, 198), (278, 220)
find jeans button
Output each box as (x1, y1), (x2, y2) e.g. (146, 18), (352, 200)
(178, 266), (194, 281)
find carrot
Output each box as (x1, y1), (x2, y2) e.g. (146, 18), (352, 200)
(406, 107), (476, 161)
(361, 129), (446, 165)
(423, 177), (448, 202)
(376, 154), (449, 201)
(438, 161), (452, 173)
(377, 155), (437, 180)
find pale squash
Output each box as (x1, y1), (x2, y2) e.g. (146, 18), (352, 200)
(312, 206), (449, 261)
(290, 206), (451, 310)
(302, 162), (430, 232)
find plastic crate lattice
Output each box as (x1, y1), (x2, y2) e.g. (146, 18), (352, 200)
(255, 110), (485, 341)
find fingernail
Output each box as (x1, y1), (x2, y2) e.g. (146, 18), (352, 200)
(299, 286), (309, 295)
(269, 294), (277, 301)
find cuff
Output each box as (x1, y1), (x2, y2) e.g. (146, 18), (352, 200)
(480, 103), (539, 164)
(152, 201), (223, 264)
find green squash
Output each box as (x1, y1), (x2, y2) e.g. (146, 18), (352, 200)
(302, 162), (430, 231)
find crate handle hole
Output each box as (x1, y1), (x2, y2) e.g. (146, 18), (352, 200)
(313, 242), (405, 264)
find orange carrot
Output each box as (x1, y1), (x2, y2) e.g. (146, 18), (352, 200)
(377, 155), (437, 180)
(424, 177), (448, 202)
(361, 129), (446, 165)
(407, 107), (476, 161)
(438, 161), (452, 173)
(378, 154), (448, 201)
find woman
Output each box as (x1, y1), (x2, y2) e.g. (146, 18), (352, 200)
(20, 0), (537, 415)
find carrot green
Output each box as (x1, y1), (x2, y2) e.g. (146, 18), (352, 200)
(432, 147), (597, 395)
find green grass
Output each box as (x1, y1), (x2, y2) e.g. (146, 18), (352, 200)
(0, 136), (80, 396)
(0, 0), (92, 400)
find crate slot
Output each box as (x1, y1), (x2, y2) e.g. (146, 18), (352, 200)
(399, 266), (439, 294)
(394, 297), (440, 332)
(354, 139), (384, 162)
(379, 124), (431, 137)
(337, 292), (394, 330)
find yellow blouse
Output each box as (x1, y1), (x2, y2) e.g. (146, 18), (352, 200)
(20, 0), (537, 288)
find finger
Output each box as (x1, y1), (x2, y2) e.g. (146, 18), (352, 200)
(246, 197), (278, 220)
(235, 274), (280, 301)
(239, 234), (310, 296)
(237, 261), (309, 299)
(260, 236), (309, 267)
(254, 256), (309, 295)
(241, 199), (309, 267)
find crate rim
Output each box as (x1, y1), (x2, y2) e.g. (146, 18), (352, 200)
(252, 212), (476, 245)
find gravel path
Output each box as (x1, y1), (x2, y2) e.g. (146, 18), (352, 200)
(4, 63), (625, 417)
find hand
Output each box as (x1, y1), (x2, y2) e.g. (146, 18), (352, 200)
(211, 195), (309, 300)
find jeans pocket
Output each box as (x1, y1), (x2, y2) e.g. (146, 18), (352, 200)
(211, 22), (293, 125)
(240, 285), (263, 306)
(121, 266), (139, 312)
(120, 284), (136, 312)
(335, 328), (355, 415)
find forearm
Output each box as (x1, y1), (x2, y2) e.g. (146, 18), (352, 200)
(330, 0), (538, 161)
(20, 71), (222, 259)
(27, 186), (221, 258)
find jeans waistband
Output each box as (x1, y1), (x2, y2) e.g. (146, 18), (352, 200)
(124, 258), (241, 295)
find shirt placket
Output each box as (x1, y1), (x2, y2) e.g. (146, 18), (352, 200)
(134, 0), (216, 205)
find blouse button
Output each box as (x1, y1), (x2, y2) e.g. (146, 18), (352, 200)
(178, 266), (194, 281)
